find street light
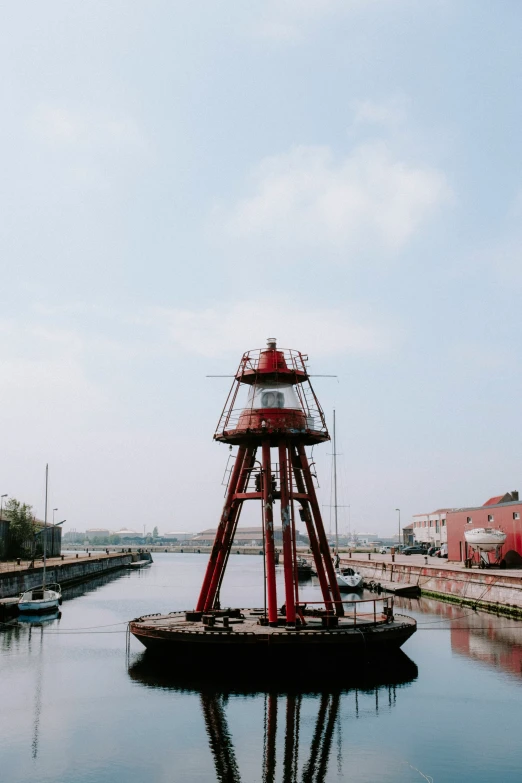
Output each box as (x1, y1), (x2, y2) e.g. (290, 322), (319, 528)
(395, 508), (401, 550)
(0, 494), (7, 519)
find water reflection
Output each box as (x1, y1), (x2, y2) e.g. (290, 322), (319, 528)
(129, 652), (418, 782)
(397, 595), (522, 678)
(61, 568), (130, 601)
(31, 626), (44, 760)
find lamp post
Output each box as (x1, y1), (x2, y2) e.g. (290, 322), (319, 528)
(0, 494), (7, 519)
(395, 508), (401, 550)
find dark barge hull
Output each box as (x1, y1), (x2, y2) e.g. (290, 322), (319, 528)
(129, 610), (416, 666)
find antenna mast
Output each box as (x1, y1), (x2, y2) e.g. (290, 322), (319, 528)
(333, 409), (338, 552)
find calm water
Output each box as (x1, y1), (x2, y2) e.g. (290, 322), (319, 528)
(2, 553), (522, 782)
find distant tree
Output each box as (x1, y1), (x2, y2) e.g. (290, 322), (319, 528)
(4, 498), (35, 557)
(152, 526), (158, 539)
(109, 534), (121, 545)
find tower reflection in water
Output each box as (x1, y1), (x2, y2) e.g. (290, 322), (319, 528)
(129, 652), (418, 782)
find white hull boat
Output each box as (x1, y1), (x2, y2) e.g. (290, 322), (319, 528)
(464, 528), (507, 552)
(19, 465), (65, 616)
(336, 567), (363, 591)
(18, 584), (62, 614)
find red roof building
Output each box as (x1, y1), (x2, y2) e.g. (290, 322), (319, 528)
(446, 491), (522, 565)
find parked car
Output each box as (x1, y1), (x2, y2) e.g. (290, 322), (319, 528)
(402, 545), (428, 555)
(379, 546), (392, 554)
(437, 544), (448, 558)
(427, 546), (440, 557)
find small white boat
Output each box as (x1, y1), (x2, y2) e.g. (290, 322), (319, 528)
(464, 527), (507, 552)
(18, 583), (62, 614)
(18, 465), (63, 615)
(336, 567), (363, 591)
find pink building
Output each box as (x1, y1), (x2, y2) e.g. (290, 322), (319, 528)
(446, 491), (522, 565)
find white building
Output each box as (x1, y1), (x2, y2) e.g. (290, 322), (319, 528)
(412, 509), (452, 548)
(113, 528), (139, 539)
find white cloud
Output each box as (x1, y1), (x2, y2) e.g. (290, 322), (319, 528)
(352, 97), (408, 128)
(213, 142), (450, 257)
(0, 318), (107, 437)
(32, 104), (148, 153)
(27, 103), (150, 189)
(4, 298), (396, 369)
(252, 0), (370, 42)
(146, 299), (397, 359)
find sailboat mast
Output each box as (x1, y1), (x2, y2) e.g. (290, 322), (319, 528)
(333, 410), (338, 552)
(43, 464), (48, 590)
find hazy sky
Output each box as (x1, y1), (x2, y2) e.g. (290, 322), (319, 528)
(1, 1), (521, 537)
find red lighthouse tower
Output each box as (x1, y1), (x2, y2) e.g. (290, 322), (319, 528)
(129, 340), (416, 662)
(196, 338), (343, 626)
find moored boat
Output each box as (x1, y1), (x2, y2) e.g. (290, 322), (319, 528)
(464, 527), (507, 552)
(18, 464), (63, 615)
(18, 583), (62, 614)
(336, 566), (363, 591)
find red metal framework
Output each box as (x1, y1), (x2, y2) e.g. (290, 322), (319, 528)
(196, 339), (343, 625)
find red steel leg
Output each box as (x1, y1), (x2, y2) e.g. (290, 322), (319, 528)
(262, 440), (278, 626)
(263, 692), (278, 783)
(279, 439), (296, 625)
(212, 447), (257, 608)
(204, 446), (255, 611)
(290, 446), (334, 613)
(297, 443), (344, 616)
(196, 445), (247, 611)
(288, 444), (300, 614)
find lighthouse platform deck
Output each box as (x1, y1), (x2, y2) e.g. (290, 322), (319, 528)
(129, 607), (416, 664)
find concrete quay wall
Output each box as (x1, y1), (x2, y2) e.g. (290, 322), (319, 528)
(0, 554), (132, 599)
(63, 545), (268, 555)
(343, 555), (522, 617)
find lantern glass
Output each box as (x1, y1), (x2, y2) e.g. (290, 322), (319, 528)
(247, 382), (300, 410)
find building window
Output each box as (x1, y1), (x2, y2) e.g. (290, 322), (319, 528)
(442, 520), (446, 526)
(488, 515), (493, 523)
(466, 517), (472, 524)
(514, 512), (520, 520)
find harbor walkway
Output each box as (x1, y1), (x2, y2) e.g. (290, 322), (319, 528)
(0, 551), (127, 574)
(342, 552), (522, 578)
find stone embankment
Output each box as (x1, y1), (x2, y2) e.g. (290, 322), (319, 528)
(63, 544), (267, 555)
(342, 554), (522, 617)
(0, 552), (139, 600)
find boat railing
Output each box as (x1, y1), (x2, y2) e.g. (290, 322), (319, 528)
(297, 596), (394, 627)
